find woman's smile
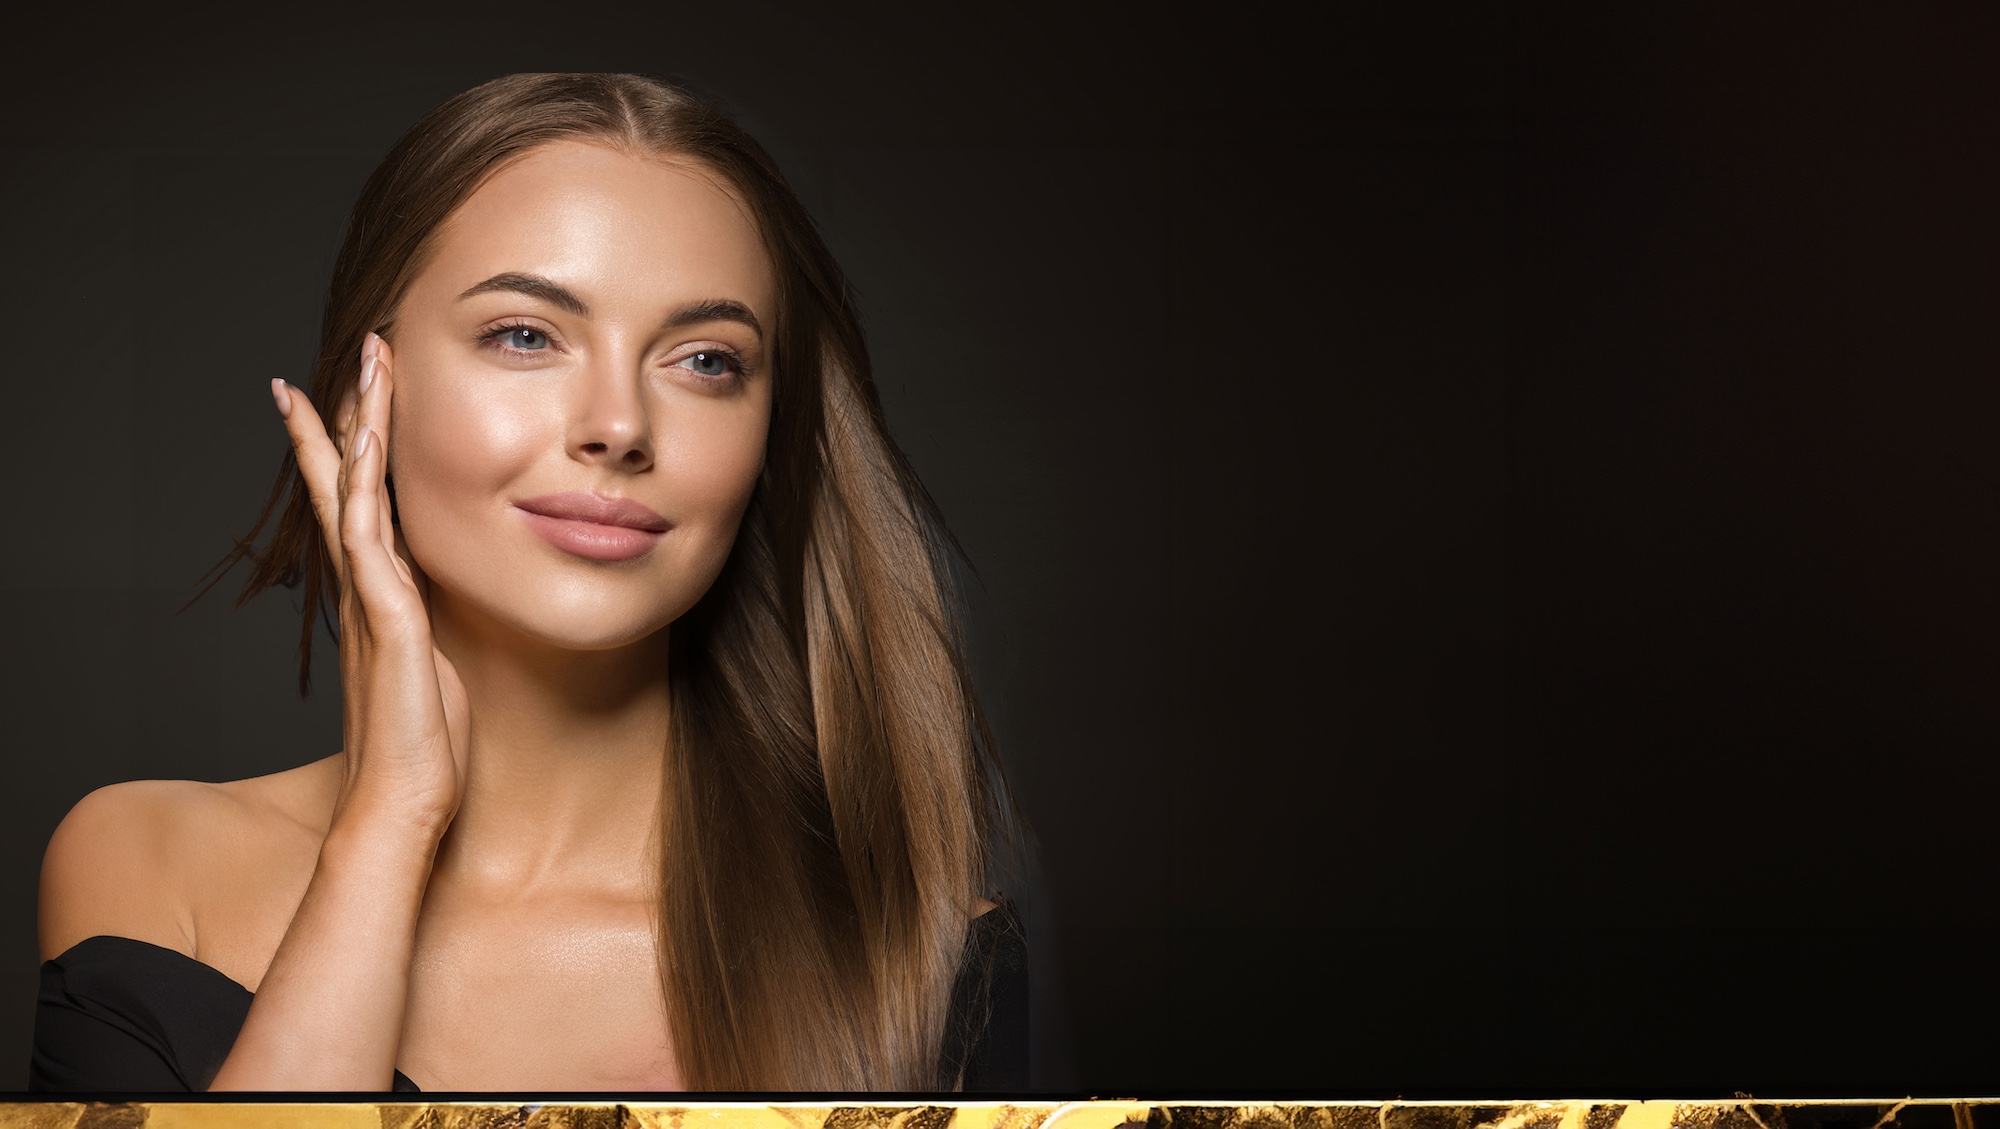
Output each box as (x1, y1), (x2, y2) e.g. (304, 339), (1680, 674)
(384, 139), (775, 652)
(35, 75), (1017, 1097)
(513, 492), (672, 562)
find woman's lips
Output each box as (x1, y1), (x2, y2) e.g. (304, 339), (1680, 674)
(513, 493), (669, 562)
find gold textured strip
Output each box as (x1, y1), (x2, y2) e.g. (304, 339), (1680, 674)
(0, 1100), (1992, 1129)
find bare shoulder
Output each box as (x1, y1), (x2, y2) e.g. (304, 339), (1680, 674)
(39, 756), (345, 980)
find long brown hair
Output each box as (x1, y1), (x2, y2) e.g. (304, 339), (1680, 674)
(199, 72), (1015, 1090)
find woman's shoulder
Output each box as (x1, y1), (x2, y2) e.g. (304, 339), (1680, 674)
(39, 756), (345, 983)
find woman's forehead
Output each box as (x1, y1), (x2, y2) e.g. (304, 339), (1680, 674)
(418, 140), (775, 320)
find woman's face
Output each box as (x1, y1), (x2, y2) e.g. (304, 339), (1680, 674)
(381, 139), (776, 652)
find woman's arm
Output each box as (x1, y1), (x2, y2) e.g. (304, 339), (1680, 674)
(204, 335), (470, 1091)
(204, 809), (439, 1089)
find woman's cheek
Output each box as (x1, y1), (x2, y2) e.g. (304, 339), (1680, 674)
(663, 413), (767, 526)
(390, 379), (548, 570)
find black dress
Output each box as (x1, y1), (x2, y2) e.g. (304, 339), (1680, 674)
(31, 903), (1026, 1093)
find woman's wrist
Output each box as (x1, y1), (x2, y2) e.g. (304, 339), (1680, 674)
(327, 776), (458, 851)
(321, 803), (448, 879)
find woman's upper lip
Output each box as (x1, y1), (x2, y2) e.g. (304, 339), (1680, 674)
(514, 492), (670, 532)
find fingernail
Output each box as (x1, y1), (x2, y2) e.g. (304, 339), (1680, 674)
(271, 379), (292, 419)
(359, 356), (376, 395)
(362, 332), (380, 364)
(356, 426), (375, 459)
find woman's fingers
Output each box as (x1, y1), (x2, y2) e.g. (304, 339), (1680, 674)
(394, 523), (428, 604)
(273, 376), (351, 588)
(332, 385), (359, 460)
(364, 338), (403, 566)
(339, 425), (397, 610)
(273, 332), (399, 595)
(337, 337), (423, 624)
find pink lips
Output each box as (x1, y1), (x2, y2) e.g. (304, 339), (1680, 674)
(513, 492), (670, 561)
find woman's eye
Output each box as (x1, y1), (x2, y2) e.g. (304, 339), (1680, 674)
(478, 323), (554, 355)
(679, 351), (737, 379)
(502, 326), (549, 351)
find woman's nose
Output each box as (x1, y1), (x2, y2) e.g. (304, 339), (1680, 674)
(567, 358), (654, 471)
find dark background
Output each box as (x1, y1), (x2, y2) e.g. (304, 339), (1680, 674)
(3, 0), (1997, 1095)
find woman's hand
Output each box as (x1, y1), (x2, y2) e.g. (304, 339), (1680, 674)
(274, 333), (470, 837)
(207, 335), (468, 1091)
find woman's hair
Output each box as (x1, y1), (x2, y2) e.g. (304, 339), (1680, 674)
(200, 72), (1016, 1090)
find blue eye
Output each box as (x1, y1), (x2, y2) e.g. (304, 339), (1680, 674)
(682, 351), (736, 378)
(503, 326), (549, 351)
(479, 322), (554, 356)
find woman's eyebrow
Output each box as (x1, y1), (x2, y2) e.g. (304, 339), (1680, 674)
(664, 299), (763, 342)
(456, 275), (761, 341)
(458, 272), (589, 316)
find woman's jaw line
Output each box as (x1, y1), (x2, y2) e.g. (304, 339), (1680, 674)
(423, 580), (676, 705)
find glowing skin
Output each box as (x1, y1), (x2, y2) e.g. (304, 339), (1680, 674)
(386, 140), (774, 656)
(38, 140), (777, 1091)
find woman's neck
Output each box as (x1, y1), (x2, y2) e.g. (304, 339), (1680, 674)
(421, 590), (671, 902)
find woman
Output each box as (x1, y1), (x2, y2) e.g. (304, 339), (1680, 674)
(32, 72), (1023, 1093)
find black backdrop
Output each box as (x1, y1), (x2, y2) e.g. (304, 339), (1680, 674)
(3, 1), (1996, 1094)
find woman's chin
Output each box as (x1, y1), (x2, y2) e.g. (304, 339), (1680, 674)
(429, 587), (681, 657)
(510, 611), (679, 655)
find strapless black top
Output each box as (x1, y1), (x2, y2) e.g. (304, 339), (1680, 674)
(30, 904), (1026, 1093)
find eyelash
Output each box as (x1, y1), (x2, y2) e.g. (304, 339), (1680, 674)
(473, 319), (554, 358)
(473, 319), (751, 382)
